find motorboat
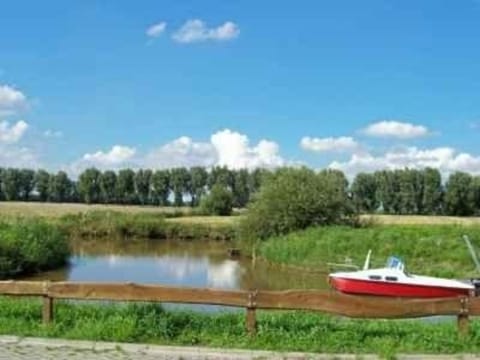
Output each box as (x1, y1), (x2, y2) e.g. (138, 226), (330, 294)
(329, 255), (476, 298)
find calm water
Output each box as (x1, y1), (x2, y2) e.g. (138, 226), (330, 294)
(24, 238), (329, 291)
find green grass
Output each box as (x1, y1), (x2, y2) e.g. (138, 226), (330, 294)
(57, 211), (236, 241)
(0, 219), (69, 279)
(258, 225), (480, 278)
(0, 297), (479, 356)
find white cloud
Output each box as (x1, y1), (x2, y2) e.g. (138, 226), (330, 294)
(0, 120), (28, 144)
(146, 22), (167, 38)
(362, 120), (430, 139)
(0, 145), (38, 168)
(172, 19), (239, 43)
(145, 136), (217, 169)
(82, 145), (136, 165)
(329, 146), (480, 178)
(300, 136), (361, 153)
(0, 85), (27, 115)
(43, 129), (63, 138)
(73, 129), (284, 174)
(211, 129), (284, 169)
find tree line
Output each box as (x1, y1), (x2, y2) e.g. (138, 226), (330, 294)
(351, 168), (480, 216)
(0, 166), (267, 208)
(1, 166), (480, 216)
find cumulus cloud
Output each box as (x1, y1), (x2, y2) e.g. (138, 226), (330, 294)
(361, 120), (430, 139)
(211, 129), (284, 169)
(144, 136), (217, 169)
(329, 146), (480, 178)
(172, 19), (239, 43)
(0, 120), (28, 144)
(82, 145), (137, 166)
(73, 129), (285, 174)
(300, 136), (361, 153)
(146, 22), (167, 38)
(0, 120), (38, 168)
(0, 85), (27, 115)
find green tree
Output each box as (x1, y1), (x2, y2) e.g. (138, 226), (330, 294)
(232, 169), (250, 208)
(78, 168), (102, 204)
(445, 172), (475, 216)
(18, 169), (35, 201)
(35, 170), (51, 202)
(135, 169), (152, 205)
(2, 168), (21, 201)
(421, 168), (443, 215)
(240, 167), (355, 240)
(116, 169), (136, 204)
(248, 168), (270, 195)
(375, 170), (401, 214)
(190, 167), (208, 206)
(208, 166), (234, 189)
(151, 170), (170, 206)
(0, 167), (4, 201)
(473, 176), (480, 215)
(200, 184), (234, 215)
(398, 169), (417, 214)
(49, 171), (72, 202)
(100, 170), (117, 203)
(351, 173), (378, 213)
(170, 167), (190, 206)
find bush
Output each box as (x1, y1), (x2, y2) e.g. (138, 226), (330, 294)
(200, 185), (233, 216)
(240, 167), (355, 240)
(0, 219), (70, 278)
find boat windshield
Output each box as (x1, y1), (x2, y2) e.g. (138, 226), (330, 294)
(386, 256), (405, 272)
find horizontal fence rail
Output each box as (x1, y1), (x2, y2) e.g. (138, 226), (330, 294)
(1, 281), (479, 336)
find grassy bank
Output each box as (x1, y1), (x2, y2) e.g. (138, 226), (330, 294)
(57, 211), (236, 240)
(0, 297), (479, 356)
(0, 219), (69, 279)
(258, 225), (480, 278)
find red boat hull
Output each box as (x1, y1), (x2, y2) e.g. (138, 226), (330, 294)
(330, 276), (470, 298)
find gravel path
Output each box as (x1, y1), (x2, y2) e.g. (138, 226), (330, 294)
(0, 336), (477, 360)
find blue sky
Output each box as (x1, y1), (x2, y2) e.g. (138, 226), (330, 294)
(1, 0), (480, 177)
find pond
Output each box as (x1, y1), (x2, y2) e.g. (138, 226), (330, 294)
(23, 238), (329, 292)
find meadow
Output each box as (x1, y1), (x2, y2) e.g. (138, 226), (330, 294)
(0, 297), (479, 357)
(257, 225), (480, 278)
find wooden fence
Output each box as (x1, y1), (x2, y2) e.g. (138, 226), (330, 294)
(1, 281), (479, 336)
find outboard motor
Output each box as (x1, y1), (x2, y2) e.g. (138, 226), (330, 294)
(472, 279), (480, 297)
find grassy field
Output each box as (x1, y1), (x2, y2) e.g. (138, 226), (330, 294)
(0, 297), (479, 357)
(2, 202), (480, 225)
(0, 201), (193, 218)
(363, 214), (480, 226)
(257, 225), (480, 278)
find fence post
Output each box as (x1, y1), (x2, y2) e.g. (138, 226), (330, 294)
(246, 290), (257, 335)
(42, 281), (53, 324)
(42, 296), (53, 324)
(457, 297), (470, 337)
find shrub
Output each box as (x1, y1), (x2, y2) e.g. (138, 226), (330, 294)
(0, 219), (70, 278)
(240, 167), (355, 240)
(200, 185), (233, 216)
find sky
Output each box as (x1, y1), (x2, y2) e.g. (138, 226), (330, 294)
(2, 0), (480, 178)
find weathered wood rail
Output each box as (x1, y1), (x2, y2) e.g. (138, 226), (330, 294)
(1, 281), (479, 336)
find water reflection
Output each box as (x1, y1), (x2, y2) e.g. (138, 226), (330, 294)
(23, 238), (329, 291)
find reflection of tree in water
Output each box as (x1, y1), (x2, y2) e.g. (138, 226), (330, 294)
(237, 258), (329, 291)
(70, 237), (230, 265)
(23, 237), (330, 291)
